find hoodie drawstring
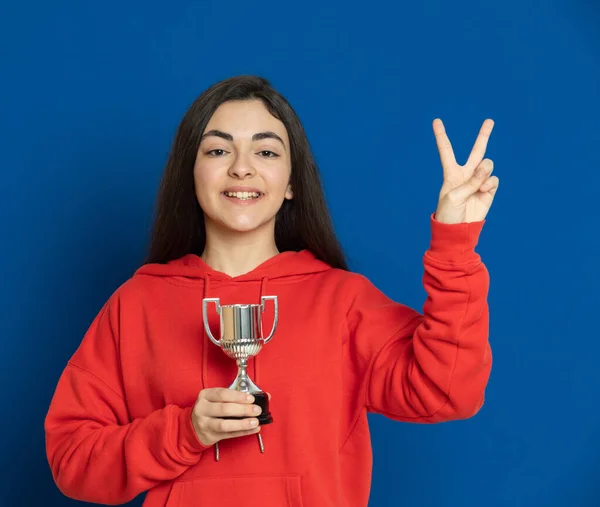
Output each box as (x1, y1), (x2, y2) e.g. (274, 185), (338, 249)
(256, 276), (269, 388)
(202, 274), (220, 461)
(254, 276), (269, 457)
(202, 273), (211, 396)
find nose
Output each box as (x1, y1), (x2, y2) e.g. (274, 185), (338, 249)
(228, 152), (256, 179)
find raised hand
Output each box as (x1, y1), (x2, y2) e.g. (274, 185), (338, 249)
(433, 118), (499, 224)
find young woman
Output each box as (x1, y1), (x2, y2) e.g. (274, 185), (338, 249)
(45, 75), (499, 507)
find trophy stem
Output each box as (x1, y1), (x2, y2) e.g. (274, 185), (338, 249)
(228, 358), (261, 393)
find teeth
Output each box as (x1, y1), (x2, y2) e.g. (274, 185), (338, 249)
(224, 191), (260, 200)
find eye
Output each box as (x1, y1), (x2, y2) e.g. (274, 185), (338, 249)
(206, 149), (228, 157)
(258, 150), (279, 158)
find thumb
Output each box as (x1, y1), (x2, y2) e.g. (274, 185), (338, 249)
(450, 162), (492, 203)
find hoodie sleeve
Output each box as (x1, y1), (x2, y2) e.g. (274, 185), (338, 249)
(346, 214), (492, 422)
(44, 291), (209, 505)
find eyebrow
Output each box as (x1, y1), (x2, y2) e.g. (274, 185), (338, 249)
(200, 129), (286, 150)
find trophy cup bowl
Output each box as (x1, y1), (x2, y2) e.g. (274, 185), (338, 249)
(202, 295), (278, 426)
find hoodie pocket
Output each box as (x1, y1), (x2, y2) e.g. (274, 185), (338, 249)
(165, 474), (304, 507)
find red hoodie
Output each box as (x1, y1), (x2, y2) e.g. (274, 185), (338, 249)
(45, 214), (492, 507)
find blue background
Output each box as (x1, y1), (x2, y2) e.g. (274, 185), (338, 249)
(1, 0), (599, 505)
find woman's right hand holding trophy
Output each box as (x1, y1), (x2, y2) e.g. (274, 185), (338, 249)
(191, 387), (265, 447)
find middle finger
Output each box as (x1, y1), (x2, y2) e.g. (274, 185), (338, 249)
(207, 401), (261, 419)
(465, 119), (494, 169)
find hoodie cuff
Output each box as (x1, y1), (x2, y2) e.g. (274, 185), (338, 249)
(426, 212), (485, 264)
(175, 405), (212, 462)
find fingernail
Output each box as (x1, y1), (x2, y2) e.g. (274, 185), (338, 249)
(250, 419), (258, 427)
(246, 395), (254, 403)
(253, 406), (260, 413)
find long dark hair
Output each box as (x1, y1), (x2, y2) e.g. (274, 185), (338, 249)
(145, 75), (348, 270)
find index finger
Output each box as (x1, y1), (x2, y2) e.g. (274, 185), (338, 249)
(202, 388), (254, 404)
(432, 118), (457, 170)
(465, 119), (494, 169)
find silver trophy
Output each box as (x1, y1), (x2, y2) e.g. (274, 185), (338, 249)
(202, 296), (278, 459)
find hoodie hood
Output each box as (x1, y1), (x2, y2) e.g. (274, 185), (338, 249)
(134, 249), (333, 283)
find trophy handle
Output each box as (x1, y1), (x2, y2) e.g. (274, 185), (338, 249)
(260, 295), (278, 345)
(202, 298), (222, 346)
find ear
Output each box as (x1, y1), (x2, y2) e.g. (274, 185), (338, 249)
(285, 184), (294, 200)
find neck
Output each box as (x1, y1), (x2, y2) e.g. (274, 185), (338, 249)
(201, 220), (280, 277)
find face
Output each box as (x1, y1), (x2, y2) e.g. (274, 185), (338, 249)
(194, 100), (293, 235)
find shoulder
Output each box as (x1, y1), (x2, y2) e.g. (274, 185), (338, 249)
(103, 265), (177, 312)
(328, 268), (372, 288)
(315, 268), (383, 305)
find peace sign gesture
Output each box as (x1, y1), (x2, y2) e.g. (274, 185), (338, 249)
(433, 118), (499, 224)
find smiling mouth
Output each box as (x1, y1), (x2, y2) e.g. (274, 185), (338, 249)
(222, 191), (262, 200)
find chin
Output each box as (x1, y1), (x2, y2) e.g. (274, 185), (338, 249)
(212, 216), (275, 235)
(227, 222), (262, 233)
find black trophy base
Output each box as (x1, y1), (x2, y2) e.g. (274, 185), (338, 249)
(253, 391), (273, 425)
(222, 391), (273, 425)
